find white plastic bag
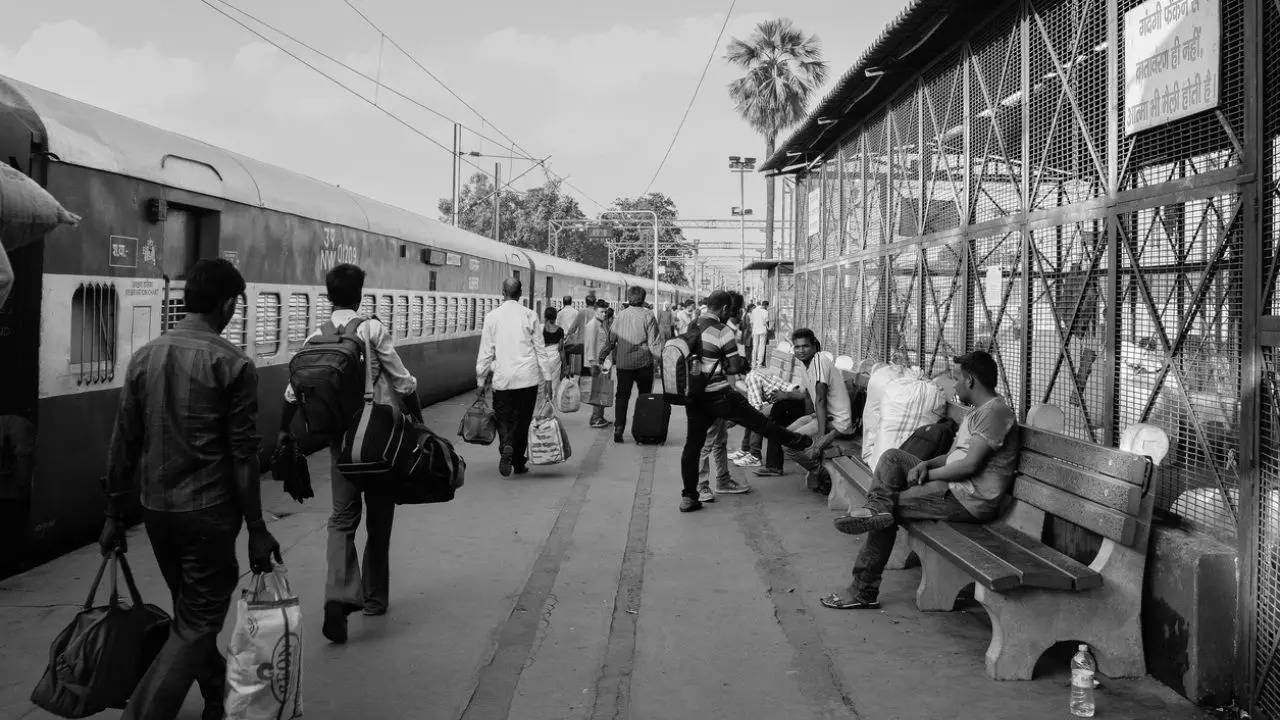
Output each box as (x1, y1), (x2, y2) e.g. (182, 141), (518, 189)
(226, 567), (303, 720)
(868, 376), (946, 470)
(528, 402), (571, 465)
(554, 377), (582, 414)
(860, 364), (911, 464)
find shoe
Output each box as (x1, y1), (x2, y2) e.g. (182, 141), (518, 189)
(785, 434), (814, 452)
(697, 483), (715, 503)
(613, 430), (624, 443)
(819, 592), (880, 610)
(679, 496), (703, 512)
(362, 602), (387, 617)
(202, 704), (226, 720)
(514, 466), (529, 475)
(753, 467), (783, 477)
(322, 601), (349, 643)
(499, 446), (514, 477)
(714, 479), (751, 494)
(728, 450), (747, 461)
(833, 509), (894, 535)
(734, 454), (762, 468)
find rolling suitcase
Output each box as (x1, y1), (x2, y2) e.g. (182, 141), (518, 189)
(631, 393), (670, 445)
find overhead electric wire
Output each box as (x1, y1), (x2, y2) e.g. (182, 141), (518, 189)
(338, 0), (607, 211)
(204, 0), (536, 163)
(639, 0), (737, 196)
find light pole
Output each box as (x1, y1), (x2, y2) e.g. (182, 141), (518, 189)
(729, 156), (756, 292)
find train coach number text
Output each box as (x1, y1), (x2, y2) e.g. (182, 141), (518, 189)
(319, 228), (358, 271)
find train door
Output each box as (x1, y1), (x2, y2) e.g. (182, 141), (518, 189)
(159, 205), (216, 332)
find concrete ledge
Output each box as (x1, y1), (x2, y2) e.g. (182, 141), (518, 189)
(1142, 525), (1237, 705)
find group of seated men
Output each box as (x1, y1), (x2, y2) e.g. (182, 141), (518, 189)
(696, 323), (1020, 612)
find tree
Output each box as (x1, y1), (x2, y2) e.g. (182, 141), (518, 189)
(607, 192), (692, 286)
(725, 19), (829, 261)
(438, 175), (586, 255)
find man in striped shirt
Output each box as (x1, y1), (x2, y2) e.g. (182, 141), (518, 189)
(679, 290), (812, 512)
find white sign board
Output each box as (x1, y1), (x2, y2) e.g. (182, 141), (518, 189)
(807, 186), (821, 238)
(1123, 0), (1220, 135)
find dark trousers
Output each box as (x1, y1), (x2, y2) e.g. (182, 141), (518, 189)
(615, 366), (653, 432)
(849, 449), (978, 601)
(743, 398), (808, 469)
(327, 447), (394, 611)
(681, 391), (803, 498)
(493, 385), (539, 468)
(125, 503), (241, 720)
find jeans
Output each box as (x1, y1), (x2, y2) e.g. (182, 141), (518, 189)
(327, 447), (394, 611)
(698, 418), (731, 486)
(615, 365), (653, 433)
(124, 503), (241, 720)
(681, 391), (804, 498)
(848, 449), (980, 601)
(493, 385), (539, 468)
(747, 398), (809, 470)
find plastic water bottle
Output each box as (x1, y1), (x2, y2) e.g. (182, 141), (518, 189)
(1070, 644), (1097, 717)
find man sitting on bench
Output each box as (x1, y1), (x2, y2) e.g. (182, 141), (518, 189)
(821, 350), (1020, 610)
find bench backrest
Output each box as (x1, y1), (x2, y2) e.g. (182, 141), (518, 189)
(1011, 428), (1155, 551)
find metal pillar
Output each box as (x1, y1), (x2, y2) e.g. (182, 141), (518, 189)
(493, 162), (501, 243)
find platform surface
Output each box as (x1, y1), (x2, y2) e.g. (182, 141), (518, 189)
(0, 391), (1207, 720)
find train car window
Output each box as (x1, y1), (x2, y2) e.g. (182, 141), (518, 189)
(470, 299), (478, 330)
(410, 296), (424, 336)
(316, 293), (332, 328)
(395, 296), (409, 338)
(221, 294), (248, 349)
(545, 276), (553, 299)
(163, 289), (186, 332)
(360, 294), (375, 317)
(255, 293), (282, 358)
(377, 295), (393, 326)
(513, 269), (521, 282)
(447, 297), (458, 333)
(426, 297), (437, 335)
(429, 271), (437, 292)
(70, 283), (118, 386)
(287, 294), (311, 350)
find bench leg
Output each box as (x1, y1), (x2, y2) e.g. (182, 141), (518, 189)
(827, 470), (856, 513)
(885, 527), (916, 570)
(911, 539), (972, 612)
(976, 583), (1147, 681)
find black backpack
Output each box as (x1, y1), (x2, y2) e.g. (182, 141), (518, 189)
(288, 318), (366, 438)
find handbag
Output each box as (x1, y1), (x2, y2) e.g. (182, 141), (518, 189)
(225, 567), (303, 720)
(588, 368), (615, 407)
(554, 377), (582, 414)
(31, 551), (172, 717)
(458, 384), (498, 445)
(528, 402), (572, 465)
(337, 337), (410, 483)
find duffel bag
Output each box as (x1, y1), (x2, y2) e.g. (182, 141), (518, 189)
(388, 423), (466, 504)
(458, 386), (498, 445)
(337, 337), (411, 484)
(31, 551), (171, 717)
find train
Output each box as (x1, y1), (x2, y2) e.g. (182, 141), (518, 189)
(0, 74), (692, 572)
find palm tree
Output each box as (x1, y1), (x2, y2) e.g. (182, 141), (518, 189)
(725, 18), (828, 261)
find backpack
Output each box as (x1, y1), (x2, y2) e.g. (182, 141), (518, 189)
(898, 418), (959, 461)
(288, 318), (366, 438)
(660, 324), (720, 406)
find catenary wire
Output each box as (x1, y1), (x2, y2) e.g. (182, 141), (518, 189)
(640, 0), (737, 196)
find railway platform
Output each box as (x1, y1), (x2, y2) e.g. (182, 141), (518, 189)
(0, 392), (1206, 720)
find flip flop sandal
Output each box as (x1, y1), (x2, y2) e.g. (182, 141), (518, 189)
(819, 593), (880, 610)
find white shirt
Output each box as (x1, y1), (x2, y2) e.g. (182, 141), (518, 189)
(476, 300), (556, 390)
(284, 309), (417, 405)
(799, 353), (853, 433)
(557, 305), (579, 343)
(749, 306), (771, 336)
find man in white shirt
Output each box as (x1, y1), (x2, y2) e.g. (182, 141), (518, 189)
(277, 263), (422, 644)
(476, 278), (557, 476)
(556, 295), (581, 376)
(750, 301), (772, 367)
(582, 300), (611, 428)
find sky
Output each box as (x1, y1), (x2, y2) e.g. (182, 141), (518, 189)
(0, 0), (905, 281)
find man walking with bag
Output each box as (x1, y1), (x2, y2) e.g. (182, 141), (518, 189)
(99, 258), (281, 720)
(598, 286), (661, 443)
(277, 263), (424, 644)
(556, 295), (581, 377)
(476, 278), (557, 476)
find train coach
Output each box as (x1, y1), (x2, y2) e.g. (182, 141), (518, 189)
(0, 75), (690, 571)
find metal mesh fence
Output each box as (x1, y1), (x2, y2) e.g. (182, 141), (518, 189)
(970, 231), (1026, 414)
(970, 8), (1024, 225)
(922, 54), (965, 236)
(823, 159), (840, 260)
(841, 138), (867, 253)
(923, 240), (966, 376)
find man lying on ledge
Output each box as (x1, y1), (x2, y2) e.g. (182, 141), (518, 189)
(821, 350), (1020, 610)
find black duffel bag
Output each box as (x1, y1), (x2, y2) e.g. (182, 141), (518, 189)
(381, 423), (466, 504)
(31, 550), (171, 717)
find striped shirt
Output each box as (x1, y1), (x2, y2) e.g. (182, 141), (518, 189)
(598, 304), (661, 370)
(106, 317), (261, 512)
(695, 312), (743, 393)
